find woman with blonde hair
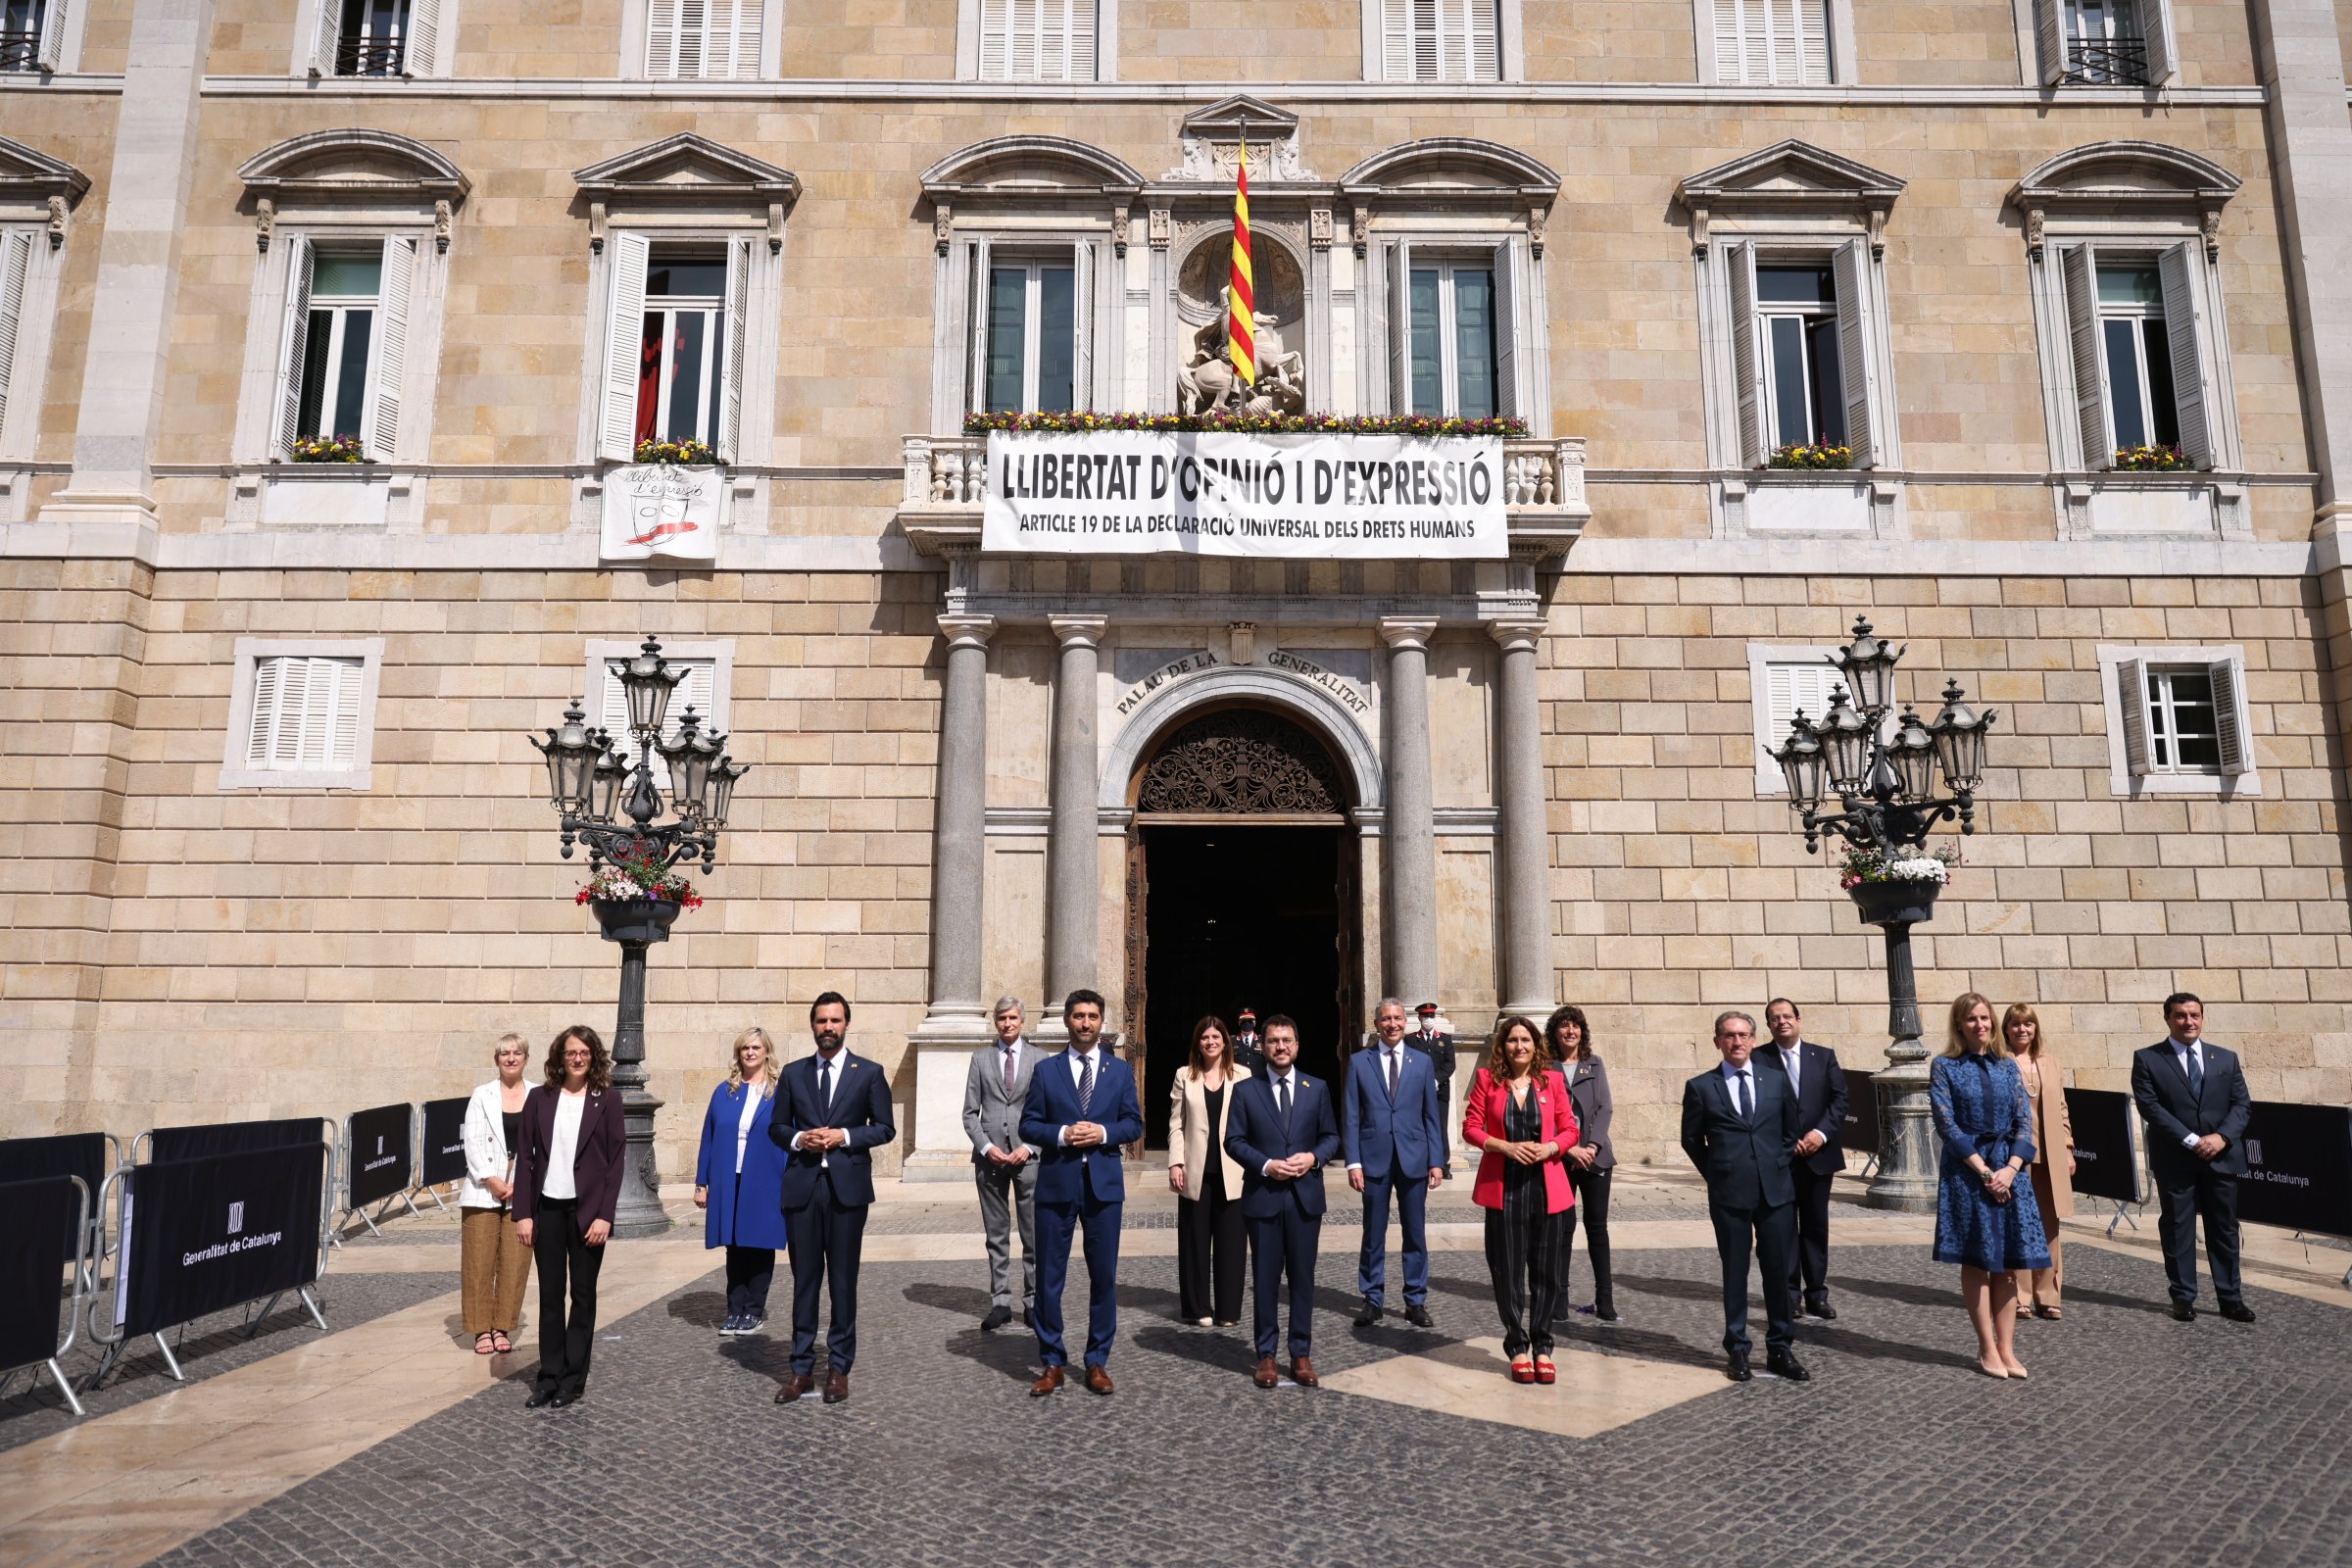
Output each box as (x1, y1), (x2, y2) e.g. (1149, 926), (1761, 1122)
(1167, 1014), (1250, 1326)
(2004, 1003), (2076, 1319)
(694, 1027), (792, 1336)
(457, 1033), (533, 1354)
(1929, 993), (2049, 1379)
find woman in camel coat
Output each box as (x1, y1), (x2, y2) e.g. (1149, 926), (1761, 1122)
(2004, 1003), (2076, 1318)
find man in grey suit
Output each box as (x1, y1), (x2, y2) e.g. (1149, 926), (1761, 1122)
(963, 996), (1048, 1332)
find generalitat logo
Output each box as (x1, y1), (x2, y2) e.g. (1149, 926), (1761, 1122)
(2247, 1139), (2264, 1167)
(227, 1200), (245, 1235)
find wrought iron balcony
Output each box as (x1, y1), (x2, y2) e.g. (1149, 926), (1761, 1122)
(335, 34), (408, 76)
(2064, 38), (2152, 87)
(0, 29), (41, 72)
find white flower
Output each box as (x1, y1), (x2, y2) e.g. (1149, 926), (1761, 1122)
(1885, 858), (1949, 884)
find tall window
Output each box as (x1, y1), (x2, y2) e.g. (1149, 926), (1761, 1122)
(2092, 261), (2179, 453)
(982, 260), (1076, 413)
(310, 0), (439, 76)
(296, 251), (380, 444)
(0, 0), (68, 72)
(976, 0), (1098, 80)
(2057, 242), (2212, 469)
(273, 235), (416, 460)
(2140, 663), (2220, 771)
(2060, 0), (2148, 84)
(1380, 0), (1501, 82)
(1712, 0), (1831, 84)
(645, 0), (762, 79)
(2103, 648), (2252, 791)
(1406, 262), (1497, 418)
(636, 249), (728, 448)
(1757, 264), (1844, 450)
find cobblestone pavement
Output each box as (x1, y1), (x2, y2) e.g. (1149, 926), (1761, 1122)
(0, 1272), (458, 1455)
(153, 1239), (2347, 1568)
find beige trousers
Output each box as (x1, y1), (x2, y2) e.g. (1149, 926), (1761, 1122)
(461, 1205), (531, 1334)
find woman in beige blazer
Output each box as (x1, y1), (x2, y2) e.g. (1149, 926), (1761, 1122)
(1167, 1014), (1250, 1327)
(2004, 1003), (2076, 1318)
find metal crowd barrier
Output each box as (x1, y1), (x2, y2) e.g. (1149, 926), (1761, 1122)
(330, 1103), (422, 1246)
(0, 1174), (90, 1417)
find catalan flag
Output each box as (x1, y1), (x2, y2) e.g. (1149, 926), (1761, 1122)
(1227, 137), (1255, 386)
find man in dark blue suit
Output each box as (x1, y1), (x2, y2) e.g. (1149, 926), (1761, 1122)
(769, 992), (895, 1406)
(2131, 993), (2256, 1323)
(1019, 989), (1143, 1396)
(1344, 997), (1446, 1328)
(1757, 997), (1850, 1320)
(1226, 1014), (1343, 1389)
(1682, 1010), (1809, 1384)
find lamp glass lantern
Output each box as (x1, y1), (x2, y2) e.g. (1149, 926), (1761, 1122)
(1773, 714), (1829, 813)
(619, 635), (688, 738)
(1818, 687), (1875, 794)
(1886, 706), (1939, 804)
(535, 700), (599, 817)
(1932, 680), (1994, 794)
(1833, 617), (1903, 718)
(589, 738), (629, 824)
(707, 759), (750, 829)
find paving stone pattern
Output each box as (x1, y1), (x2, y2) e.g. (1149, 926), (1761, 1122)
(155, 1244), (2347, 1567)
(0, 1272), (460, 1456)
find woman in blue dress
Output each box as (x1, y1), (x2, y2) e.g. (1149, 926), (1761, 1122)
(1930, 991), (2050, 1380)
(693, 1027), (792, 1336)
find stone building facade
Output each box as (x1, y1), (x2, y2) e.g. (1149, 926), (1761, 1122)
(4, 0), (2351, 1179)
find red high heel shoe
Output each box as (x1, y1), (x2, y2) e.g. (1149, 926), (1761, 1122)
(1534, 1356), (1557, 1385)
(1509, 1358), (1537, 1385)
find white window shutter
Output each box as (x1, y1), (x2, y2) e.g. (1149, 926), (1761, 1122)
(1491, 243), (1520, 419)
(2140, 0), (2175, 82)
(275, 235), (317, 457)
(1006, 0), (1037, 77)
(1742, 0), (1770, 81)
(600, 232), (651, 463)
(2059, 242), (2108, 469)
(1727, 241), (1765, 466)
(1387, 242), (1413, 416)
(328, 659), (363, 766)
(0, 229), (31, 437)
(646, 0), (677, 74)
(2208, 658), (2247, 774)
(1066, 0), (1096, 79)
(2116, 658), (2150, 776)
(405, 0), (441, 74)
(965, 238), (992, 412)
(2034, 0), (2068, 83)
(676, 0), (708, 75)
(246, 658), (283, 765)
(979, 0), (1008, 77)
(1763, 660), (1839, 772)
(1383, 0), (1411, 78)
(1470, 0), (1499, 78)
(718, 235), (752, 464)
(1796, 0), (1830, 81)
(1770, 0), (1800, 81)
(1713, 0), (1742, 80)
(309, 0), (341, 76)
(2156, 242), (2212, 467)
(1071, 241), (1095, 410)
(1412, 0), (1440, 80)
(715, 0), (762, 76)
(363, 235), (415, 462)
(1832, 238), (1877, 467)
(34, 0), (73, 71)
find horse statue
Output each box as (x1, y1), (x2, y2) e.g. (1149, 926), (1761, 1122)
(1178, 287), (1305, 417)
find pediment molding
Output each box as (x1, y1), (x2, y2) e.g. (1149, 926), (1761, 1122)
(0, 133), (88, 244)
(1338, 138), (1559, 203)
(2010, 141), (2240, 258)
(1162, 96), (1311, 182)
(572, 132), (803, 207)
(1676, 139), (1904, 253)
(921, 136), (1146, 202)
(239, 128), (469, 205)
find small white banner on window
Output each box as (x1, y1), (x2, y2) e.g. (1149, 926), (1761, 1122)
(600, 464), (724, 563)
(980, 431), (1507, 559)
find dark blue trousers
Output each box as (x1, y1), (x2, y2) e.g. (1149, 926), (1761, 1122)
(785, 1182), (866, 1375)
(1250, 1203), (1322, 1360)
(1709, 1198), (1796, 1356)
(1356, 1171), (1430, 1307)
(1034, 1189), (1121, 1367)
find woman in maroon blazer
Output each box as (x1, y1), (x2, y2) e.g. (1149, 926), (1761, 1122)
(512, 1024), (627, 1408)
(1463, 1015), (1581, 1385)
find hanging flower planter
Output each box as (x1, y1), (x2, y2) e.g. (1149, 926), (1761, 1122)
(588, 897), (684, 945)
(1840, 842), (1958, 926)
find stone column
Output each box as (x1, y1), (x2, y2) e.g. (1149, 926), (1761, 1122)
(906, 612), (995, 1180)
(1489, 618), (1554, 1017)
(40, 0), (218, 527)
(1047, 615), (1107, 1026)
(1378, 617), (1440, 1008)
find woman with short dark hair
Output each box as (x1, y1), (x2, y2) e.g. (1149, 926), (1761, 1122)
(1546, 1004), (1617, 1323)
(513, 1024), (626, 1408)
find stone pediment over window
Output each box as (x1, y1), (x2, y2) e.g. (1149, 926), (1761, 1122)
(574, 133), (803, 251)
(922, 137), (1146, 205)
(1676, 140), (1905, 253)
(239, 129), (468, 251)
(2010, 141), (2239, 258)
(1338, 139), (1559, 255)
(0, 133), (88, 243)
(1165, 95), (1309, 182)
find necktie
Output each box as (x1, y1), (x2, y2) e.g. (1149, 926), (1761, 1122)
(1735, 1070), (1751, 1123)
(1278, 1076), (1293, 1130)
(1002, 1044), (1016, 1095)
(2187, 1048), (2204, 1098)
(1078, 1054), (1095, 1117)
(817, 1056), (833, 1117)
(1386, 1049), (1399, 1102)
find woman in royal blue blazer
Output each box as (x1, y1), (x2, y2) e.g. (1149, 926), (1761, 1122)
(694, 1027), (793, 1337)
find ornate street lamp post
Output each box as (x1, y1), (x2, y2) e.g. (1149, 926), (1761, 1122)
(530, 634), (751, 1238)
(1771, 616), (1996, 1213)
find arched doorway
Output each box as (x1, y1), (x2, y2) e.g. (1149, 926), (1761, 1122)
(1123, 706), (1363, 1147)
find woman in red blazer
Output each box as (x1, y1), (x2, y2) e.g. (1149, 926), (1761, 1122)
(1463, 1015), (1581, 1385)
(513, 1024), (627, 1409)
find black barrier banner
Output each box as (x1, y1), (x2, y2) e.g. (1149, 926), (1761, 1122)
(0, 1176), (75, 1373)
(345, 1103), (414, 1209)
(2066, 1088), (2143, 1204)
(149, 1117), (326, 1164)
(418, 1098), (470, 1188)
(1840, 1069), (1880, 1157)
(0, 1132), (108, 1253)
(117, 1144), (324, 1339)
(2236, 1101), (2352, 1239)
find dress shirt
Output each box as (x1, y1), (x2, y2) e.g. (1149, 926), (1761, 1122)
(1719, 1060), (1754, 1121)
(1055, 1046), (1102, 1146)
(1261, 1068), (1300, 1177)
(545, 1089), (585, 1200)
(1346, 1045), (1406, 1172)
(792, 1048), (848, 1163)
(987, 1038), (1033, 1158)
(733, 1081), (762, 1175)
(1777, 1043), (1802, 1102)
(2168, 1037), (2209, 1149)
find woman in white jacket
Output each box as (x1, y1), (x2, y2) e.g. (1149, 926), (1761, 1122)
(459, 1034), (534, 1354)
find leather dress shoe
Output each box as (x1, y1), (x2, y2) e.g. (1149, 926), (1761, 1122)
(1767, 1349), (1811, 1383)
(775, 1374), (816, 1404)
(548, 1391), (581, 1408)
(1253, 1355), (1280, 1389)
(2219, 1300), (2257, 1323)
(1022, 1306), (1035, 1329)
(823, 1370), (850, 1404)
(524, 1389), (557, 1409)
(1083, 1363), (1115, 1396)
(2170, 1300), (2197, 1322)
(1353, 1299), (1385, 1327)
(1404, 1303), (1434, 1328)
(1726, 1350), (1753, 1383)
(1289, 1355), (1318, 1388)
(1029, 1365), (1064, 1397)
(979, 1304), (1011, 1332)
(1805, 1299), (1838, 1321)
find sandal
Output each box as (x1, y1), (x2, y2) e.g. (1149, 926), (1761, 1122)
(1534, 1356), (1557, 1385)
(492, 1331), (514, 1353)
(2015, 1304), (2034, 1320)
(473, 1332), (497, 1356)
(1509, 1357), (1537, 1385)
(2033, 1304), (2061, 1321)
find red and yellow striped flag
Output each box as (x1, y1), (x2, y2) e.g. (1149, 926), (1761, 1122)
(1227, 137), (1255, 386)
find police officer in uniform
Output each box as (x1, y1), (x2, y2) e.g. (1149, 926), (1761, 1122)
(1413, 1003), (1459, 1164)
(1231, 1008), (1265, 1074)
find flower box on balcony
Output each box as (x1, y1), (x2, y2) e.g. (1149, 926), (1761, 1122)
(1740, 471), (1880, 533)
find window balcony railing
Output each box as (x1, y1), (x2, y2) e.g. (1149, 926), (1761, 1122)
(0, 29), (42, 72)
(336, 34), (408, 76)
(2064, 38), (2152, 87)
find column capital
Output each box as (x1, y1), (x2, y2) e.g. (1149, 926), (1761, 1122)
(1050, 614), (1109, 649)
(1376, 616), (1438, 653)
(1487, 617), (1547, 655)
(937, 612), (997, 650)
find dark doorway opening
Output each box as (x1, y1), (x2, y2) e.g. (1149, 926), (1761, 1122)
(1138, 823), (1352, 1148)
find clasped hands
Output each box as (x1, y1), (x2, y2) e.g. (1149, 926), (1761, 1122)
(799, 1126), (851, 1153)
(1063, 1121), (1108, 1149)
(1499, 1139), (1557, 1166)
(1264, 1152), (1317, 1180)
(1979, 1162), (2018, 1202)
(985, 1144), (1032, 1167)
